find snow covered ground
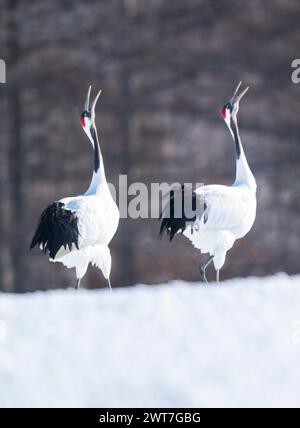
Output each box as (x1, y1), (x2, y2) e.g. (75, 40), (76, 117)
(0, 273), (300, 408)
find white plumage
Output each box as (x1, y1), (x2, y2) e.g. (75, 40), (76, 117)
(54, 189), (119, 285)
(160, 82), (257, 282)
(184, 183), (256, 271)
(31, 87), (119, 290)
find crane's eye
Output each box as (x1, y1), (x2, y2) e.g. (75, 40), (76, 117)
(80, 111), (91, 127)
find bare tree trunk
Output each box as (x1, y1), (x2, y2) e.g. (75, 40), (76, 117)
(7, 0), (26, 292)
(0, 102), (5, 290)
(118, 0), (135, 286)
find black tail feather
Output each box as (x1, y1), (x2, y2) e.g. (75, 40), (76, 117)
(30, 202), (79, 259)
(159, 184), (202, 241)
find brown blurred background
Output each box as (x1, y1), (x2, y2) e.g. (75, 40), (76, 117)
(0, 0), (300, 292)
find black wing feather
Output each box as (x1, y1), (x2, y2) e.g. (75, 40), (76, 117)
(30, 202), (79, 259)
(159, 185), (207, 241)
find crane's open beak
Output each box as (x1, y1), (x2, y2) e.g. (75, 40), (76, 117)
(230, 81), (250, 106)
(91, 89), (102, 113)
(84, 86), (102, 114)
(84, 85), (91, 111)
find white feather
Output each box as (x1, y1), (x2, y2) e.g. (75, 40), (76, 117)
(183, 184), (256, 270)
(52, 184), (119, 281)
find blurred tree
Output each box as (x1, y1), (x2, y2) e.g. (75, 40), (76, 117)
(7, 0), (27, 292)
(0, 0), (299, 292)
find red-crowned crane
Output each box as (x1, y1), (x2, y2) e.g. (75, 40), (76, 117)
(159, 82), (257, 283)
(30, 87), (119, 290)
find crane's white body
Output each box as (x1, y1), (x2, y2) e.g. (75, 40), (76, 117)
(52, 181), (119, 281)
(183, 182), (256, 270)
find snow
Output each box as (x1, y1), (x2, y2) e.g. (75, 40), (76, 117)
(0, 273), (300, 408)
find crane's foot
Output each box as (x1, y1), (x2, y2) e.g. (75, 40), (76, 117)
(75, 279), (81, 291)
(105, 278), (112, 292)
(198, 255), (214, 284)
(199, 267), (208, 284)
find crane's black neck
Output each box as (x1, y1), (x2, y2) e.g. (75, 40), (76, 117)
(84, 119), (108, 195)
(228, 114), (256, 189)
(90, 125), (100, 172)
(230, 117), (241, 159)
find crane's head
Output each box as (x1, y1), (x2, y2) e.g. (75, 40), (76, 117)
(220, 81), (249, 124)
(80, 85), (102, 138)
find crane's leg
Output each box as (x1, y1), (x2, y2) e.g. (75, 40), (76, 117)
(199, 255), (214, 284)
(105, 278), (112, 292)
(75, 279), (81, 291)
(216, 269), (220, 284)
